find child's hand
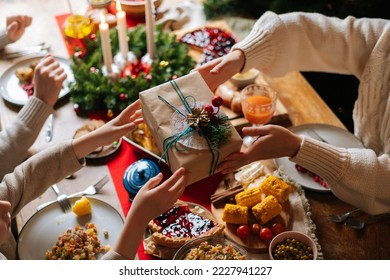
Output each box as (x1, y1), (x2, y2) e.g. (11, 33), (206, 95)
(6, 15), (32, 42)
(72, 100), (143, 159)
(129, 167), (190, 223)
(33, 54), (67, 107)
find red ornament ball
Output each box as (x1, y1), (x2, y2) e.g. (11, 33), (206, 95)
(119, 93), (127, 101)
(202, 104), (214, 118)
(211, 95), (223, 107)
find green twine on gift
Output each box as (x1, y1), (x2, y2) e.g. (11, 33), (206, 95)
(157, 80), (219, 176)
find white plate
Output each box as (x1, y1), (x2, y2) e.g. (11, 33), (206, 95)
(274, 124), (364, 193)
(17, 197), (124, 260)
(0, 56), (74, 106)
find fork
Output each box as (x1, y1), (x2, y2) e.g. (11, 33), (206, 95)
(67, 175), (109, 198)
(2, 43), (51, 59)
(51, 184), (71, 213)
(36, 175), (109, 211)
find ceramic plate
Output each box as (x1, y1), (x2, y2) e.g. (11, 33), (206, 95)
(17, 197), (124, 260)
(0, 56), (74, 106)
(274, 124), (364, 192)
(86, 138), (122, 159)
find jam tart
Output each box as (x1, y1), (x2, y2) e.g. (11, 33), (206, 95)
(148, 204), (225, 248)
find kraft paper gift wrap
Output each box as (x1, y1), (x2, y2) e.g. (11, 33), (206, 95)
(139, 71), (242, 184)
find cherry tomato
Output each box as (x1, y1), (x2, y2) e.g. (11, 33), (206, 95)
(271, 223), (285, 236)
(259, 227), (273, 242)
(251, 223), (262, 235)
(236, 225), (250, 239)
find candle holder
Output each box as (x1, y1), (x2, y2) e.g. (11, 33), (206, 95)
(141, 53), (154, 66)
(114, 51), (137, 71)
(102, 63), (121, 80)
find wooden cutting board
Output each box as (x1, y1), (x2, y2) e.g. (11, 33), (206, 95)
(211, 173), (293, 253)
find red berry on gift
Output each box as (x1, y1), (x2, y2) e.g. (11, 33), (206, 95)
(172, 75), (178, 80)
(203, 104), (214, 118)
(119, 93), (127, 101)
(211, 96), (223, 107)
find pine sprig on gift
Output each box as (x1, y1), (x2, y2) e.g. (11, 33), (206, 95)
(201, 116), (231, 149)
(69, 25), (196, 115)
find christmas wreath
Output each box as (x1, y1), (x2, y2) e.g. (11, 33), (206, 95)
(69, 25), (196, 117)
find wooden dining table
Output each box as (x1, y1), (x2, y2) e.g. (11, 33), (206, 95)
(1, 0), (389, 260)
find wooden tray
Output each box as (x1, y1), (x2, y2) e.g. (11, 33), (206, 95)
(211, 173), (293, 253)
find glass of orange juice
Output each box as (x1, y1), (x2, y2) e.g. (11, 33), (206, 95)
(241, 84), (278, 146)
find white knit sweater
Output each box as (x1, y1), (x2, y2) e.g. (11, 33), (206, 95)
(233, 12), (390, 214)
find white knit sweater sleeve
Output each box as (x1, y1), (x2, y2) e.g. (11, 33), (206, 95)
(233, 11), (390, 215)
(234, 11), (389, 79)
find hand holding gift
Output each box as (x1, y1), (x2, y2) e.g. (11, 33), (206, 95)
(140, 72), (242, 184)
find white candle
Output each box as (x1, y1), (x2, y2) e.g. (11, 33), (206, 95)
(116, 0), (129, 58)
(99, 13), (113, 72)
(145, 0), (155, 59)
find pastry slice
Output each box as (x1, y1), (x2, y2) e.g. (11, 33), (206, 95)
(148, 204), (225, 248)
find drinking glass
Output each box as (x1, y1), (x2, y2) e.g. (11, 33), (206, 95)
(241, 84), (278, 147)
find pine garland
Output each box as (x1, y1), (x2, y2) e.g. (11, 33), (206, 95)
(69, 25), (196, 114)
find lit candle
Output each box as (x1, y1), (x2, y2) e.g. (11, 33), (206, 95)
(116, 0), (129, 59)
(99, 13), (113, 72)
(145, 0), (155, 59)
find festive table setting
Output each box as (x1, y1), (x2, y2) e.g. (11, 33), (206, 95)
(1, 0), (389, 260)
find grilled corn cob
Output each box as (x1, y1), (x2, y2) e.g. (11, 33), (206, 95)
(222, 204), (248, 225)
(252, 195), (282, 224)
(259, 175), (291, 203)
(234, 187), (262, 208)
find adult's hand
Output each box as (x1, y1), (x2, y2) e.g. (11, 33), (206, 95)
(217, 125), (302, 174)
(196, 49), (245, 92)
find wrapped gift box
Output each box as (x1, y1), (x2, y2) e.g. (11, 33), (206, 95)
(140, 71), (242, 184)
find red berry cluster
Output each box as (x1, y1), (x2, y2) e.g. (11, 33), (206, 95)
(295, 164), (328, 188)
(203, 96), (223, 118)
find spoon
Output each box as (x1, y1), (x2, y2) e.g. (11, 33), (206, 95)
(346, 212), (390, 230)
(328, 208), (360, 223)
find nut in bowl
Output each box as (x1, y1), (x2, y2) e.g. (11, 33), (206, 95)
(229, 68), (260, 90)
(173, 236), (247, 260)
(269, 231), (317, 260)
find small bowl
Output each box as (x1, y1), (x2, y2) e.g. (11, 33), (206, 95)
(120, 0), (163, 18)
(88, 0), (112, 9)
(229, 68), (260, 90)
(173, 235), (248, 260)
(269, 231), (318, 260)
